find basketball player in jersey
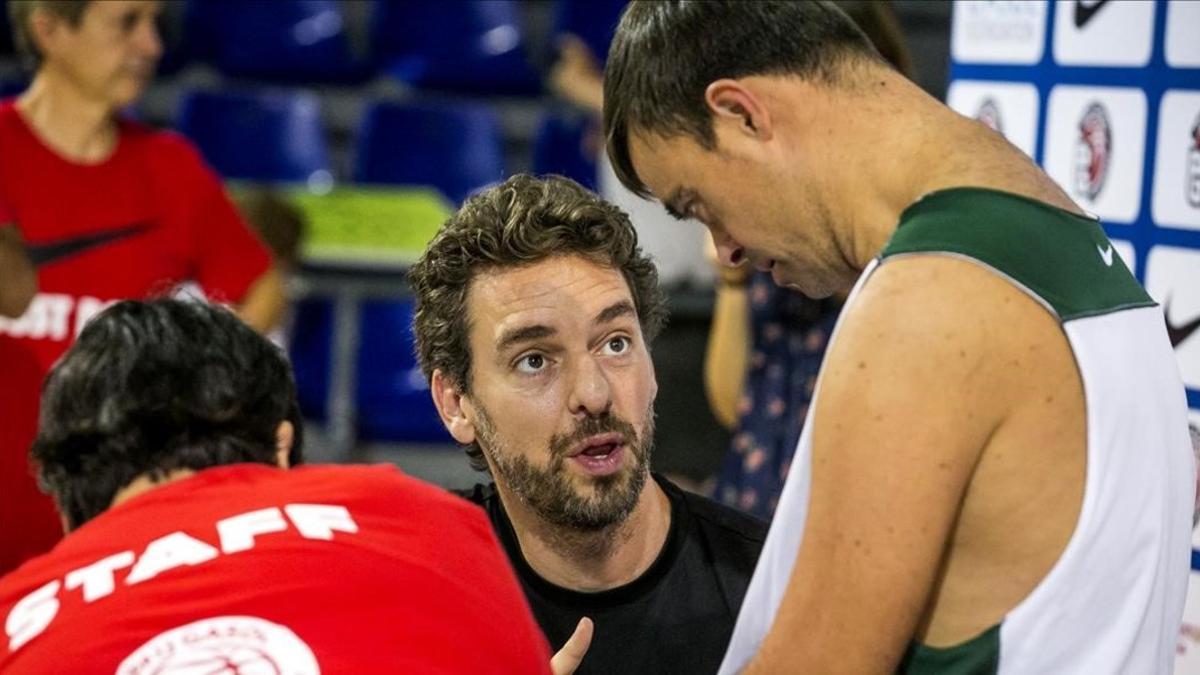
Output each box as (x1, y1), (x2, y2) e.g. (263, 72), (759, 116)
(602, 2), (1193, 673)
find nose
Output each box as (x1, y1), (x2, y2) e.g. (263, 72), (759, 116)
(137, 16), (164, 60)
(711, 231), (746, 268)
(568, 355), (613, 418)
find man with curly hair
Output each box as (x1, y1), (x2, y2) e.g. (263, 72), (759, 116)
(410, 174), (767, 674)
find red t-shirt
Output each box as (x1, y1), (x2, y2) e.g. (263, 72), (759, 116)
(0, 101), (272, 574)
(0, 463), (552, 674)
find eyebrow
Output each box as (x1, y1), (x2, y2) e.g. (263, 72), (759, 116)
(595, 300), (637, 325)
(496, 324), (556, 354)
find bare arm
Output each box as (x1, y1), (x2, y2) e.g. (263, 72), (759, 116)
(234, 265), (287, 334)
(0, 224), (36, 318)
(704, 275), (752, 429)
(743, 257), (1027, 673)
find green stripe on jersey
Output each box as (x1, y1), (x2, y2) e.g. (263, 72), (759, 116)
(881, 187), (1154, 322)
(898, 624), (1000, 675)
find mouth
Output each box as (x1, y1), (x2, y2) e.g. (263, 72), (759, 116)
(568, 433), (628, 477)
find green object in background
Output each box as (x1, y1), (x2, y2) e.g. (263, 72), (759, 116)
(284, 186), (453, 266)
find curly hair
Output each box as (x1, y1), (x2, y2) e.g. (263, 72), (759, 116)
(409, 174), (667, 471)
(32, 299), (304, 530)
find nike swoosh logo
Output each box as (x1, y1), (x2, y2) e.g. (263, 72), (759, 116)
(1074, 0), (1111, 28)
(1165, 299), (1200, 349)
(1097, 243), (1114, 267)
(26, 222), (152, 266)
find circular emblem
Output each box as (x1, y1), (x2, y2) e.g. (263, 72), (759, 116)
(975, 98), (1004, 135)
(1187, 113), (1200, 208)
(1074, 102), (1112, 201)
(116, 615), (320, 675)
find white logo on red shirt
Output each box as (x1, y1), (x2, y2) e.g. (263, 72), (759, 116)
(116, 615), (320, 675)
(4, 503), (358, 654)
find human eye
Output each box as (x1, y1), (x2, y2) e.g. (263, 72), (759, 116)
(514, 352), (549, 375)
(601, 336), (632, 356)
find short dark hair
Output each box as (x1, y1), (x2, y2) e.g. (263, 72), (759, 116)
(603, 0), (882, 197)
(32, 299), (304, 530)
(409, 174), (667, 471)
(8, 0), (91, 70)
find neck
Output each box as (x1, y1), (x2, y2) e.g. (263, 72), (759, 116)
(816, 67), (1080, 279)
(110, 468), (197, 509)
(16, 68), (119, 163)
(499, 474), (672, 592)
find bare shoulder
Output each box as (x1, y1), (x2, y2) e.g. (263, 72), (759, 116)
(821, 254), (1058, 433)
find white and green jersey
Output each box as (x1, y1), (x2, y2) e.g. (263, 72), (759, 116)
(718, 188), (1195, 674)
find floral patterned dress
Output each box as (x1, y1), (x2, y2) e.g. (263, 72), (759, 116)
(712, 272), (842, 521)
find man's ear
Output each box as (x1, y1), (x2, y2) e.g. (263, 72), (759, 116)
(29, 6), (71, 60)
(431, 369), (477, 445)
(274, 421), (295, 468)
(704, 78), (774, 143)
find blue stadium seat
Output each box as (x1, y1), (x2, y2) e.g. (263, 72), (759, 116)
(354, 100), (504, 205)
(289, 297), (333, 423)
(532, 110), (599, 190)
(356, 299), (451, 443)
(551, 0), (628, 64)
(371, 0), (540, 94)
(287, 297), (450, 444)
(184, 0), (369, 83)
(176, 89), (332, 186)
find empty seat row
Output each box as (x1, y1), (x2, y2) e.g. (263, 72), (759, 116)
(181, 0), (626, 92)
(176, 89), (598, 203)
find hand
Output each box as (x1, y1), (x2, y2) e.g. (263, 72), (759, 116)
(550, 617), (594, 675)
(548, 35), (604, 114)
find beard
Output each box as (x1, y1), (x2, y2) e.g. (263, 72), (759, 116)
(476, 403), (655, 532)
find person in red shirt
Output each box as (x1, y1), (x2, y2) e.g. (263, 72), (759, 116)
(0, 299), (552, 674)
(0, 0), (285, 574)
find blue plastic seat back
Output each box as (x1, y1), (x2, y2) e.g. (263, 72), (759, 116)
(532, 111), (598, 190)
(371, 0), (539, 94)
(185, 0), (368, 83)
(355, 100), (504, 205)
(356, 299), (451, 443)
(176, 89), (331, 185)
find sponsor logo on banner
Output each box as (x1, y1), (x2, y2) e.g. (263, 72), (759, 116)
(946, 80), (1039, 157)
(1053, 0), (1154, 66)
(1144, 247), (1200, 390)
(1044, 86), (1146, 223)
(1075, 103), (1111, 201)
(976, 98), (1004, 133)
(1166, 0), (1200, 67)
(1188, 114), (1200, 208)
(1152, 91), (1200, 231)
(117, 616), (321, 674)
(951, 0), (1047, 65)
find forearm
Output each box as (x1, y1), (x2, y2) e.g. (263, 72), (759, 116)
(235, 266), (286, 334)
(704, 280), (751, 429)
(0, 225), (37, 318)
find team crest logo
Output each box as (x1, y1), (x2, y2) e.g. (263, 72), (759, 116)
(116, 615), (320, 674)
(1075, 102), (1112, 201)
(1187, 113), (1200, 208)
(975, 98), (1004, 134)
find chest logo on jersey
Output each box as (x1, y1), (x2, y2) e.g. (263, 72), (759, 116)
(116, 615), (320, 675)
(4, 503), (358, 654)
(0, 293), (114, 341)
(25, 221), (153, 267)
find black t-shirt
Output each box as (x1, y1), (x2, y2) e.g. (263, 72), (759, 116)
(460, 474), (768, 675)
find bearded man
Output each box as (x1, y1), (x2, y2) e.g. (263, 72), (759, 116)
(410, 174), (767, 675)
